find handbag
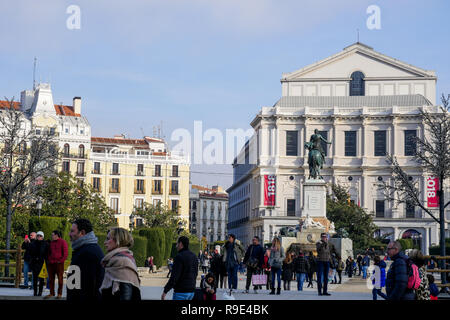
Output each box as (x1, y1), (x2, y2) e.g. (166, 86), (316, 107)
(252, 273), (267, 285)
(38, 261), (48, 279)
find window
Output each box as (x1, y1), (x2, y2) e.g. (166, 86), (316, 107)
(135, 198), (144, 209)
(374, 131), (386, 156)
(286, 131), (298, 156)
(171, 200), (179, 213)
(172, 165), (179, 177)
(404, 130), (416, 156)
(62, 161), (70, 172)
(406, 201), (415, 218)
(137, 164), (144, 175)
(63, 144), (70, 157)
(210, 201), (215, 213)
(153, 199), (161, 206)
(192, 201), (197, 210)
(76, 162), (85, 176)
(78, 145), (85, 158)
(50, 127), (55, 136)
(135, 179), (145, 193)
(65, 127), (69, 134)
(375, 200), (385, 218)
(153, 180), (162, 194)
(154, 165), (161, 177)
(318, 131), (328, 156)
(35, 129), (41, 135)
(345, 131), (357, 157)
(171, 180), (179, 194)
(111, 178), (120, 193)
(112, 163), (119, 175)
(349, 71), (365, 96)
(110, 198), (119, 214)
(287, 199), (296, 216)
(93, 162), (100, 174)
(92, 177), (101, 191)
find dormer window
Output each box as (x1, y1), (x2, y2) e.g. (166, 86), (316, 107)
(350, 71), (365, 96)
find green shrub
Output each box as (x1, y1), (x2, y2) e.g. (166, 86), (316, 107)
(170, 239), (200, 259)
(138, 228), (166, 268)
(29, 216), (72, 264)
(131, 235), (147, 267)
(97, 233), (107, 255)
(396, 239), (415, 250)
(429, 244), (450, 256)
(163, 228), (175, 263)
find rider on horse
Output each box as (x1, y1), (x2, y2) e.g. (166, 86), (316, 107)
(304, 129), (332, 179)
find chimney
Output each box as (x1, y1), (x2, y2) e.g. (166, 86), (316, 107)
(114, 134), (125, 140)
(73, 97), (81, 115)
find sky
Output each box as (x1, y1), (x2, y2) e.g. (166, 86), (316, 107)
(0, 0), (449, 189)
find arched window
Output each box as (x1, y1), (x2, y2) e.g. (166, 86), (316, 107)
(350, 71), (365, 96)
(79, 144), (85, 158)
(64, 144), (70, 157)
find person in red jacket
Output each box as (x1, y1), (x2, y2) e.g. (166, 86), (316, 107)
(45, 230), (68, 299)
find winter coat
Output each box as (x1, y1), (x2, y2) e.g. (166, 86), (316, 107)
(362, 256), (370, 267)
(243, 244), (265, 269)
(336, 260), (345, 272)
(282, 260), (294, 281)
(386, 252), (416, 300)
(293, 255), (309, 274)
(210, 253), (223, 274)
(307, 255), (317, 273)
(66, 232), (105, 302)
(268, 246), (285, 269)
(48, 238), (68, 264)
(222, 241), (245, 269)
(371, 260), (386, 289)
(163, 248), (198, 294)
(22, 239), (35, 263)
(29, 240), (49, 272)
(416, 265), (430, 300)
(315, 240), (336, 262)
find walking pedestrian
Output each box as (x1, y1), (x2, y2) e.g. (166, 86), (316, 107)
(222, 234), (245, 296)
(330, 253), (337, 284)
(315, 232), (337, 296)
(162, 236), (198, 300)
(29, 231), (49, 296)
(269, 237), (285, 295)
(21, 232), (36, 289)
(67, 218), (105, 301)
(371, 255), (388, 300)
(336, 256), (345, 284)
(201, 251), (209, 274)
(243, 236), (265, 293)
(293, 250), (309, 291)
(385, 241), (415, 300)
(356, 255), (362, 276)
(263, 249), (272, 290)
(44, 230), (68, 299)
(427, 275), (439, 300)
(361, 253), (370, 279)
(306, 251), (316, 288)
(282, 252), (294, 291)
(100, 227), (141, 300)
(408, 249), (430, 300)
(167, 258), (174, 278)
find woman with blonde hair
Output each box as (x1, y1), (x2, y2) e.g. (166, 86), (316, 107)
(100, 227), (141, 300)
(282, 251), (295, 291)
(268, 237), (285, 295)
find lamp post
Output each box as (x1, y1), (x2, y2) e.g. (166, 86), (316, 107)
(36, 198), (42, 219)
(207, 226), (212, 250)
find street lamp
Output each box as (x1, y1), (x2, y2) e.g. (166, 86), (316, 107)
(129, 213), (135, 231)
(36, 198), (42, 219)
(207, 227), (212, 250)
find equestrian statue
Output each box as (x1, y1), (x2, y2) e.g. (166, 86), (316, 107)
(304, 129), (332, 179)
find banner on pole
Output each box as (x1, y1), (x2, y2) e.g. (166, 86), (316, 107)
(264, 175), (276, 206)
(426, 176), (439, 208)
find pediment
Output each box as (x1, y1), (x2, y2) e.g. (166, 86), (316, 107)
(283, 43), (436, 81)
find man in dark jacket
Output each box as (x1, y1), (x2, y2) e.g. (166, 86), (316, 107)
(243, 236), (265, 293)
(222, 234), (245, 296)
(67, 219), (104, 301)
(293, 251), (309, 291)
(29, 231), (49, 296)
(21, 231), (36, 289)
(315, 233), (337, 296)
(162, 236), (198, 300)
(356, 255), (362, 276)
(385, 241), (415, 300)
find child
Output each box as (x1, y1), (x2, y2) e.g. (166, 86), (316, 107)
(427, 274), (439, 300)
(201, 272), (217, 300)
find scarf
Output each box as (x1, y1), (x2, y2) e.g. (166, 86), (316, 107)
(99, 247), (141, 294)
(71, 231), (99, 250)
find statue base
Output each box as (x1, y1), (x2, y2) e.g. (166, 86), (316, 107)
(302, 179), (327, 218)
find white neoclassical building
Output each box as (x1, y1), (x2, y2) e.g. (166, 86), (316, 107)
(227, 43), (450, 253)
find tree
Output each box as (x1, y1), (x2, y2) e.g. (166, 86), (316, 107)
(327, 184), (379, 251)
(133, 202), (179, 230)
(36, 171), (116, 232)
(0, 98), (58, 275)
(380, 94), (450, 284)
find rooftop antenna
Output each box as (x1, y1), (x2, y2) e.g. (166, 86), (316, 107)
(357, 28), (360, 43)
(140, 127), (145, 138)
(33, 57), (37, 90)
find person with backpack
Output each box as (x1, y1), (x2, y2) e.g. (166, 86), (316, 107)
(329, 253), (338, 284)
(385, 241), (416, 300)
(315, 233), (337, 296)
(336, 256), (345, 284)
(371, 255), (388, 300)
(293, 250), (309, 291)
(361, 253), (370, 279)
(268, 237), (285, 295)
(408, 249), (430, 300)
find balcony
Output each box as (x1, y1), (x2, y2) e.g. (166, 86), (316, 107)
(136, 171), (145, 176)
(134, 189), (145, 194)
(90, 151), (189, 164)
(170, 190), (179, 195)
(91, 169), (101, 174)
(110, 170), (120, 175)
(76, 171), (86, 177)
(109, 187), (120, 193)
(62, 153), (88, 159)
(152, 189), (163, 195)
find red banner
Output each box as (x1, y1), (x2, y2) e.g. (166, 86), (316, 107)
(264, 175), (276, 206)
(426, 176), (439, 208)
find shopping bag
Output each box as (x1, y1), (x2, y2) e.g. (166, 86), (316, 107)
(38, 261), (48, 279)
(252, 274), (267, 285)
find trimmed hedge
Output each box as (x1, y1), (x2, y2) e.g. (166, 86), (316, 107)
(396, 238), (419, 251)
(163, 228), (175, 264)
(170, 240), (200, 259)
(95, 232), (147, 267)
(138, 228), (166, 268)
(29, 216), (72, 267)
(429, 244), (450, 256)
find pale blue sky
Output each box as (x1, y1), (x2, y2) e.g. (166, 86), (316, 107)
(0, 0), (449, 189)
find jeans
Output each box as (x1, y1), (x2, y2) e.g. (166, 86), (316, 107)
(23, 261), (33, 288)
(271, 267), (282, 289)
(362, 266), (368, 279)
(372, 288), (388, 300)
(297, 273), (306, 291)
(245, 267), (259, 290)
(173, 292), (194, 300)
(227, 265), (239, 290)
(316, 261), (330, 294)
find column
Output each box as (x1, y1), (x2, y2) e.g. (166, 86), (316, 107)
(394, 227), (400, 240)
(424, 228), (430, 255)
(357, 127), (362, 157)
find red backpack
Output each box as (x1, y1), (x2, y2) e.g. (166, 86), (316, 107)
(403, 257), (421, 290)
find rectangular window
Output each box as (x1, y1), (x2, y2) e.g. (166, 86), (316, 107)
(375, 200), (385, 218)
(171, 180), (179, 194)
(111, 178), (120, 193)
(406, 201), (415, 218)
(171, 200), (179, 213)
(286, 131), (298, 156)
(287, 199), (296, 217)
(154, 165), (161, 177)
(404, 130), (417, 156)
(153, 180), (162, 194)
(62, 161), (70, 172)
(345, 131), (357, 157)
(318, 131), (328, 157)
(136, 179), (145, 193)
(93, 162), (100, 174)
(92, 177), (101, 191)
(153, 199), (161, 206)
(172, 165), (179, 177)
(76, 162), (85, 176)
(110, 198), (119, 214)
(137, 164), (144, 176)
(112, 163), (119, 175)
(374, 131), (387, 156)
(135, 198), (144, 209)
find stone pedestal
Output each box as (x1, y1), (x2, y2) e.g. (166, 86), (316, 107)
(329, 238), (354, 261)
(302, 179), (327, 218)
